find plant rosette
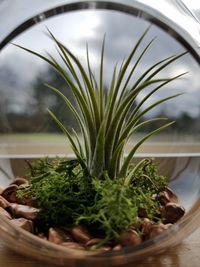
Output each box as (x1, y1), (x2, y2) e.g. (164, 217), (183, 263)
(0, 28), (186, 254)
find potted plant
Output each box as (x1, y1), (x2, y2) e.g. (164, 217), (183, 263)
(0, 28), (185, 253)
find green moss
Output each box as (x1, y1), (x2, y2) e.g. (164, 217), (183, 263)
(77, 159), (166, 239)
(128, 158), (167, 194)
(17, 157), (167, 238)
(17, 158), (95, 228)
(77, 176), (139, 239)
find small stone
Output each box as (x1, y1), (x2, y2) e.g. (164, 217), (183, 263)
(10, 218), (34, 233)
(48, 228), (73, 244)
(85, 238), (104, 247)
(10, 177), (29, 187)
(70, 226), (92, 244)
(140, 218), (153, 236)
(148, 223), (172, 239)
(1, 184), (18, 203)
(116, 229), (142, 247)
(0, 196), (10, 209)
(166, 187), (178, 203)
(61, 242), (85, 250)
(9, 203), (40, 220)
(112, 244), (122, 252)
(162, 202), (185, 223)
(0, 185), (5, 195)
(94, 245), (111, 253)
(37, 233), (47, 240)
(0, 207), (12, 220)
(158, 191), (170, 206)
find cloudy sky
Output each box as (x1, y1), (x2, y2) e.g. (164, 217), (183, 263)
(0, 8), (200, 119)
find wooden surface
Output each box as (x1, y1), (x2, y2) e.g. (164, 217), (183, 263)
(0, 228), (200, 267)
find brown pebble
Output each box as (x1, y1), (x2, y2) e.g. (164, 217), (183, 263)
(0, 196), (10, 209)
(112, 244), (122, 252)
(10, 178), (29, 187)
(86, 238), (104, 247)
(140, 218), (153, 236)
(70, 226), (92, 244)
(116, 229), (142, 247)
(94, 245), (111, 253)
(61, 242), (85, 250)
(17, 195), (37, 206)
(86, 238), (113, 252)
(37, 233), (47, 240)
(10, 218), (34, 233)
(48, 228), (73, 244)
(1, 184), (18, 203)
(0, 207), (12, 220)
(0, 185), (5, 195)
(166, 187), (178, 203)
(148, 223), (172, 239)
(158, 191), (170, 206)
(162, 202), (185, 223)
(9, 203), (40, 220)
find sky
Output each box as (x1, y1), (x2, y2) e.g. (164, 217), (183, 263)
(0, 9), (200, 119)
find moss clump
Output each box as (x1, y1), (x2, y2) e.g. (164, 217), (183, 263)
(77, 159), (166, 240)
(17, 158), (95, 228)
(17, 157), (167, 239)
(128, 159), (167, 194)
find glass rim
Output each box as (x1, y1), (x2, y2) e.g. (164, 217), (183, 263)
(0, 0), (199, 65)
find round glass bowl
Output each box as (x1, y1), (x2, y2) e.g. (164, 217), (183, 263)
(0, 156), (200, 267)
(0, 0), (200, 266)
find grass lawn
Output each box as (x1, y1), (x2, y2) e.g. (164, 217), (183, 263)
(0, 133), (199, 156)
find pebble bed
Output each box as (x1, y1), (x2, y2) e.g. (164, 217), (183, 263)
(0, 177), (185, 252)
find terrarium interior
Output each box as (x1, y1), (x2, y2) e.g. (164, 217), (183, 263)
(0, 1), (200, 259)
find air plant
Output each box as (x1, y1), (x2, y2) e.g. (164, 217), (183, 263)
(15, 27), (186, 244)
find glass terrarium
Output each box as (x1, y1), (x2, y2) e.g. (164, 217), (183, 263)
(0, 0), (200, 266)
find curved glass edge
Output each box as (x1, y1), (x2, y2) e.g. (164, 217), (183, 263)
(135, 0), (200, 52)
(0, 0), (68, 41)
(0, 203), (200, 266)
(0, 0), (200, 58)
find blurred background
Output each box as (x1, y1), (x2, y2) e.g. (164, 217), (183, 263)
(0, 0), (199, 156)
